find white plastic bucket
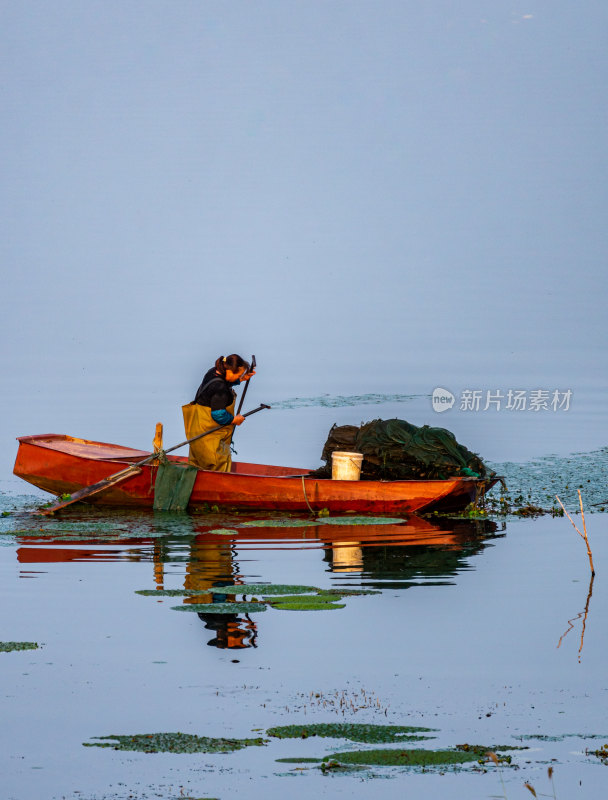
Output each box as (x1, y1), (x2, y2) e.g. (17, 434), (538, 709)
(331, 451), (364, 481)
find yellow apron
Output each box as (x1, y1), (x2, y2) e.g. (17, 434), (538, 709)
(182, 392), (236, 472)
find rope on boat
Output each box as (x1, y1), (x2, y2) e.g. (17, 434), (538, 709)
(301, 476), (315, 516)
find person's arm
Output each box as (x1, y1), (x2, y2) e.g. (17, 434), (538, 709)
(208, 387), (244, 425)
(211, 408), (234, 425)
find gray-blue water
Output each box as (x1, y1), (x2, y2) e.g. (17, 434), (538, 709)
(1, 504), (608, 799)
(2, 376), (608, 798)
(3, 2), (608, 796)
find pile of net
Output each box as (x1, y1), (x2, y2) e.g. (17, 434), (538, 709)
(309, 418), (492, 481)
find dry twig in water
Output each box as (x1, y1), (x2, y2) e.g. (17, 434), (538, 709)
(555, 489), (595, 576)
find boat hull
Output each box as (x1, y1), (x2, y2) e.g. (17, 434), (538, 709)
(14, 434), (496, 514)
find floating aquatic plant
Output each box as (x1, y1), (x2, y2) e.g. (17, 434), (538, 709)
(216, 584), (319, 596)
(456, 743), (526, 753)
(171, 602), (266, 614)
(487, 446), (608, 516)
(271, 600), (345, 611)
(320, 748), (484, 767)
(320, 759), (371, 773)
(83, 732), (265, 753)
(266, 593), (338, 605)
(136, 589), (212, 597)
(242, 519), (314, 528)
(145, 582), (379, 615)
(241, 515), (406, 527)
(206, 528), (239, 535)
(276, 758), (370, 773)
(455, 743), (525, 764)
(267, 723), (436, 743)
(317, 516), (406, 526)
(0, 641), (39, 653)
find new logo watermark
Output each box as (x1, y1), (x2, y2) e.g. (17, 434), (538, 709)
(431, 388), (572, 412)
(431, 387), (456, 413)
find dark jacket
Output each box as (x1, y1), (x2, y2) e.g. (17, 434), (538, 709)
(193, 369), (241, 424)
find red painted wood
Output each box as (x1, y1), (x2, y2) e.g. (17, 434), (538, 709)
(14, 434), (492, 513)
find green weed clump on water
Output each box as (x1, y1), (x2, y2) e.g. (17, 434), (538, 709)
(83, 732), (266, 754)
(205, 528), (239, 535)
(271, 600), (345, 611)
(241, 519), (315, 528)
(266, 593), (345, 611)
(171, 602), (267, 614)
(321, 748), (482, 767)
(262, 594), (333, 604)
(455, 743), (526, 764)
(136, 589), (212, 597)
(267, 723), (436, 743)
(267, 585), (379, 611)
(317, 516), (406, 525)
(136, 582), (381, 614)
(216, 584), (320, 596)
(241, 516), (406, 527)
(319, 746), (523, 769)
(276, 757), (324, 764)
(0, 641), (39, 653)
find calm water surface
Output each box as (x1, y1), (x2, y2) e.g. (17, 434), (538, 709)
(2, 380), (607, 798)
(1, 498), (608, 799)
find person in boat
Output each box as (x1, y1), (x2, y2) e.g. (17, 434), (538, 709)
(182, 354), (255, 472)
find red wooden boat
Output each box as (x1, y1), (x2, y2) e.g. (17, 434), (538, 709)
(13, 434), (497, 514)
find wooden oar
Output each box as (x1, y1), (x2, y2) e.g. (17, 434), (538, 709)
(39, 403), (271, 515)
(236, 354), (256, 416)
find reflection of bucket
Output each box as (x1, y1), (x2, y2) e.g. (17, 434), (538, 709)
(331, 451), (364, 481)
(331, 542), (363, 572)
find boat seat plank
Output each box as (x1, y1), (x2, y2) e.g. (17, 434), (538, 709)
(32, 439), (150, 461)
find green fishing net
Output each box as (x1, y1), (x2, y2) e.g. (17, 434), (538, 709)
(310, 418), (491, 481)
(153, 461), (198, 512)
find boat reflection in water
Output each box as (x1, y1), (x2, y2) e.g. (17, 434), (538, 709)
(14, 513), (503, 649)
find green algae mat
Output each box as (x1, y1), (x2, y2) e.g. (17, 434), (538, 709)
(278, 746), (518, 769)
(171, 602), (267, 614)
(267, 724), (526, 771)
(317, 516), (406, 525)
(321, 748), (483, 767)
(267, 723), (436, 743)
(83, 732), (265, 754)
(205, 528), (239, 535)
(241, 517), (405, 527)
(241, 519), (315, 528)
(270, 599), (345, 610)
(136, 589), (212, 597)
(137, 582), (380, 613)
(217, 584), (319, 595)
(0, 641), (39, 653)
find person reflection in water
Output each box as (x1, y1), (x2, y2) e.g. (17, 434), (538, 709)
(198, 611), (258, 649)
(183, 535), (258, 649)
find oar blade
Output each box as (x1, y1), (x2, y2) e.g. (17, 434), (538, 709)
(40, 465), (143, 515)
